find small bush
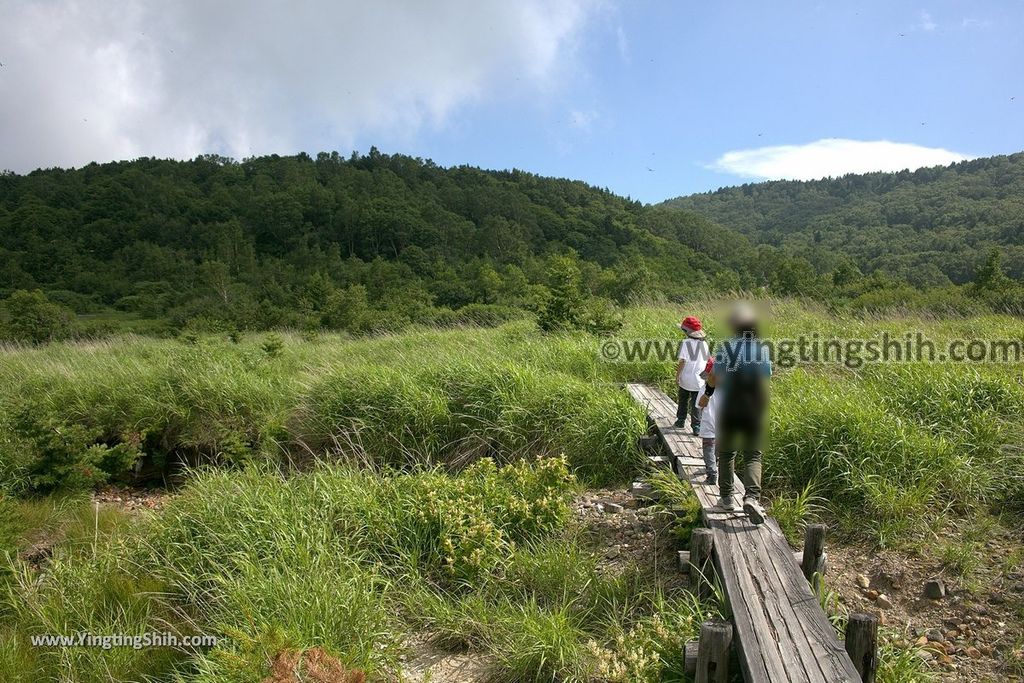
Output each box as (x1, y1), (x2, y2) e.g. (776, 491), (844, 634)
(8, 402), (141, 492)
(0, 290), (75, 345)
(331, 456), (577, 584)
(580, 296), (624, 335)
(261, 333), (285, 358)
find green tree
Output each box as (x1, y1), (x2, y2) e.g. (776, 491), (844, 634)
(972, 249), (1011, 292)
(970, 248), (1023, 313)
(0, 290), (74, 344)
(538, 256), (585, 332)
(323, 285), (370, 332)
(477, 263), (503, 304)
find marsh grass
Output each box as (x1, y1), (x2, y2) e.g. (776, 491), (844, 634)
(769, 482), (825, 544)
(1, 301), (1022, 680)
(0, 323), (648, 493)
(645, 469), (703, 550)
(1, 459), (720, 682)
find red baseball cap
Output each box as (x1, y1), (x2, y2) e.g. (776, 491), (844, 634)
(679, 316), (706, 338)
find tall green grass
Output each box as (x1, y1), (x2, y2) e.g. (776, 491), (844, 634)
(0, 324), (647, 492)
(5, 300), (1012, 680)
(768, 363), (1024, 544)
(2, 302), (1022, 540)
(1, 459), (715, 682)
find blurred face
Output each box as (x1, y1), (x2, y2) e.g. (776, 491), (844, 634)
(724, 300), (766, 335)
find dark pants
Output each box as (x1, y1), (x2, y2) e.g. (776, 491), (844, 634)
(717, 413), (764, 500)
(676, 387), (701, 429)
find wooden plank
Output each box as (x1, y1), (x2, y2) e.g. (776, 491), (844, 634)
(756, 528), (858, 681)
(709, 521), (787, 683)
(739, 528), (830, 682)
(625, 383), (860, 683)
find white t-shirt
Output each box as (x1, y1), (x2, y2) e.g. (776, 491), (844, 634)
(677, 338), (710, 391)
(698, 387), (719, 439)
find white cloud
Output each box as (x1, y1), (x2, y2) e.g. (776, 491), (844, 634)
(917, 10), (938, 31)
(710, 139), (972, 181)
(615, 24), (629, 62)
(0, 0), (600, 172)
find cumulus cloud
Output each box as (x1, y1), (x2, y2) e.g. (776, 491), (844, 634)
(0, 0), (600, 172)
(709, 138), (972, 181)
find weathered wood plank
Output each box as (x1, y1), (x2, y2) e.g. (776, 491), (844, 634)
(760, 535), (854, 681)
(709, 521), (788, 683)
(740, 528), (830, 682)
(625, 383), (860, 683)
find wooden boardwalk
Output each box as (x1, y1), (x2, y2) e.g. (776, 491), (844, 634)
(627, 383), (862, 683)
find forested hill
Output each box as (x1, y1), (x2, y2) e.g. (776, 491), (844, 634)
(2, 150), (1021, 341)
(665, 152), (1024, 287)
(1, 150), (769, 336)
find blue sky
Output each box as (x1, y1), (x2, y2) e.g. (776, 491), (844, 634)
(2, 0), (1023, 202)
(401, 1), (1024, 201)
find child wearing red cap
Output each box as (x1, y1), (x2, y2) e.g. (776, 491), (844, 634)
(675, 315), (710, 435)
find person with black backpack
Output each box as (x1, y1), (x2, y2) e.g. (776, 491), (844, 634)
(712, 303), (772, 524)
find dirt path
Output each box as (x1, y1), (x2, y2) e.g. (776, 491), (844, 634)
(572, 487), (684, 587)
(399, 638), (495, 683)
(93, 484), (171, 512)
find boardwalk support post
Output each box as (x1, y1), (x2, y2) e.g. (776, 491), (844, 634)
(801, 523), (827, 587)
(695, 620), (732, 683)
(639, 433), (661, 454)
(845, 613), (879, 683)
(683, 639), (698, 676)
(689, 528), (715, 599)
(677, 550), (691, 572)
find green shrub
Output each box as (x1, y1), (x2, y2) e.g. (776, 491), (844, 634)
(7, 402), (140, 492)
(261, 333), (285, 358)
(580, 296), (624, 335)
(0, 290), (75, 345)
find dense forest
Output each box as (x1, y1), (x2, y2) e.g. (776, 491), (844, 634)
(667, 152), (1024, 287)
(1, 150), (1021, 342)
